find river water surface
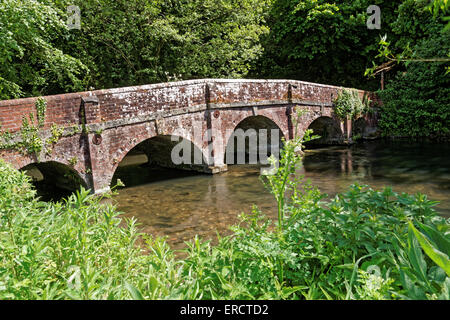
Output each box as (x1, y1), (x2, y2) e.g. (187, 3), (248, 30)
(113, 141), (450, 249)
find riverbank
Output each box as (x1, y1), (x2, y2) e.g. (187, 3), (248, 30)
(109, 140), (450, 250)
(1, 137), (449, 299)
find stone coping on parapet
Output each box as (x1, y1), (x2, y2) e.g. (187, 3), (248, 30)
(0, 78), (367, 107)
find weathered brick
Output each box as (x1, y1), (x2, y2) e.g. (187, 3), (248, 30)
(0, 79), (379, 194)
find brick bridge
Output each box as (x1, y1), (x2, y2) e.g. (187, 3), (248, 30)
(0, 79), (378, 194)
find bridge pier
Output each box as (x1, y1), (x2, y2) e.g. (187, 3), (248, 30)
(342, 118), (353, 143)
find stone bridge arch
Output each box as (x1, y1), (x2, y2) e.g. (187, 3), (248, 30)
(224, 114), (286, 165)
(91, 113), (213, 193)
(6, 133), (93, 192)
(303, 115), (345, 145)
(20, 160), (87, 200)
(222, 109), (290, 145)
(207, 106), (291, 168)
(292, 106), (337, 139)
(0, 79), (379, 195)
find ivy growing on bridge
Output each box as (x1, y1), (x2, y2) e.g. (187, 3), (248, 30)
(0, 97), (66, 159)
(0, 98), (47, 156)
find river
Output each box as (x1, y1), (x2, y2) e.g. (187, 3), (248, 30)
(112, 140), (450, 249)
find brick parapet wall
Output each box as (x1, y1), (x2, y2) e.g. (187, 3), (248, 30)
(0, 79), (373, 134)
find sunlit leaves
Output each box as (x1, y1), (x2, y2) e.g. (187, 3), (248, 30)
(0, 0), (88, 99)
(259, 0), (399, 89)
(409, 222), (450, 276)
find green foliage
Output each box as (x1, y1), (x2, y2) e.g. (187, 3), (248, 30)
(174, 155), (450, 300)
(0, 98), (78, 156)
(0, 159), (178, 299)
(355, 270), (395, 300)
(365, 0), (450, 138)
(0, 127), (13, 150)
(0, 98), (49, 156)
(1, 133), (449, 300)
(409, 222), (450, 276)
(283, 184), (449, 300)
(428, 0), (449, 31)
(377, 29), (450, 138)
(68, 156), (78, 167)
(334, 89), (370, 120)
(0, 0), (88, 99)
(256, 0), (399, 90)
(19, 115), (43, 156)
(0, 0), (268, 98)
(0, 1), (449, 299)
(48, 124), (64, 145)
(35, 97), (47, 128)
(366, 0), (450, 75)
(163, 0), (270, 80)
(260, 129), (317, 235)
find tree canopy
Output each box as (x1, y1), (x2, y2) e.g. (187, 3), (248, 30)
(255, 0), (401, 90)
(0, 0), (270, 98)
(0, 0), (88, 99)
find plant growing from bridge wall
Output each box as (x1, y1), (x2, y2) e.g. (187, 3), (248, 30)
(68, 156), (78, 167)
(0, 126), (13, 150)
(0, 98), (48, 158)
(0, 98), (46, 156)
(334, 88), (371, 121)
(19, 115), (43, 157)
(35, 97), (47, 127)
(94, 128), (103, 135)
(48, 124), (64, 145)
(70, 125), (83, 136)
(0, 98), (82, 158)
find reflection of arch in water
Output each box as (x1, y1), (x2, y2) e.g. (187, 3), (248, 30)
(353, 117), (369, 139)
(224, 115), (285, 165)
(20, 161), (87, 201)
(305, 116), (344, 145)
(111, 134), (208, 188)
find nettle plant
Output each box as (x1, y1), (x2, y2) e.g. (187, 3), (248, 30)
(0, 136), (449, 299)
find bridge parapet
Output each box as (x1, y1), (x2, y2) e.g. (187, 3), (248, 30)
(0, 79), (373, 134)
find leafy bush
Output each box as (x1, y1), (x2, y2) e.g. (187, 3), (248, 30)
(283, 184), (449, 299)
(1, 137), (449, 300)
(257, 0), (400, 90)
(367, 0), (450, 138)
(0, 0), (270, 98)
(334, 88), (370, 120)
(377, 30), (450, 138)
(0, 161), (180, 299)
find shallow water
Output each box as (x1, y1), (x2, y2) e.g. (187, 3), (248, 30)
(113, 141), (450, 249)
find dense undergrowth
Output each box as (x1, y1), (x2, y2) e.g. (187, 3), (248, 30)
(1, 135), (449, 299)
